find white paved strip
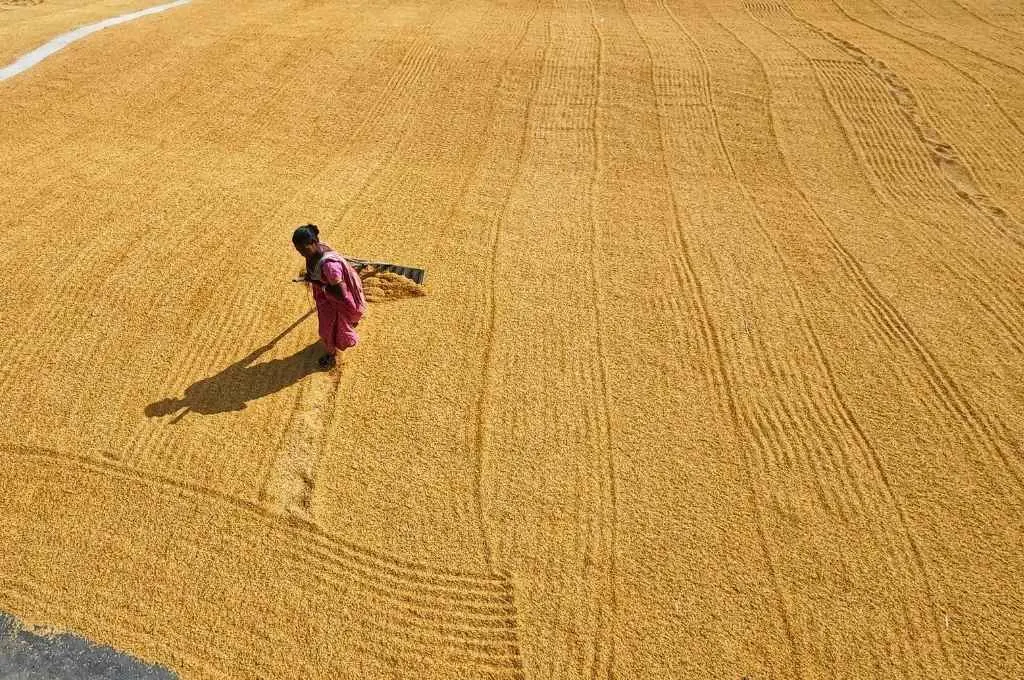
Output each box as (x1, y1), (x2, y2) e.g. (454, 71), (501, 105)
(0, 0), (191, 82)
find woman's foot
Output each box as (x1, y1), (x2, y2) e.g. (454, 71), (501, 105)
(318, 353), (336, 369)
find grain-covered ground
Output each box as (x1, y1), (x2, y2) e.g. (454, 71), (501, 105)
(1, 0), (1023, 677)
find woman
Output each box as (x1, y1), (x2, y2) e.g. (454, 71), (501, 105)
(292, 224), (367, 368)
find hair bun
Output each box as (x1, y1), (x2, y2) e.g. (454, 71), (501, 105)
(310, 224), (320, 236)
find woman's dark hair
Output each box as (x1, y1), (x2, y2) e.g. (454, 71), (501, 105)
(292, 223), (320, 247)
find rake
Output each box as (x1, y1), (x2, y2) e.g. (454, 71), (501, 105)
(291, 256), (427, 286)
(343, 256), (426, 285)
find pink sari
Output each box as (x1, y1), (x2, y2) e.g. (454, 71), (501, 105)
(308, 245), (367, 353)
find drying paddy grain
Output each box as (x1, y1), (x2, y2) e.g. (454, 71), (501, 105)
(359, 268), (427, 302)
(0, 0), (1022, 677)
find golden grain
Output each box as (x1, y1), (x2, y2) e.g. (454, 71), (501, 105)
(1, 0), (1022, 678)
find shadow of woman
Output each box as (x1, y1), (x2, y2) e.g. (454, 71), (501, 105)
(145, 311), (323, 422)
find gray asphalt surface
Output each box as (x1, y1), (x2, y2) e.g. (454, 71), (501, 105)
(0, 612), (177, 680)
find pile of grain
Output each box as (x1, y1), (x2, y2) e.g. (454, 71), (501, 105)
(358, 266), (426, 303)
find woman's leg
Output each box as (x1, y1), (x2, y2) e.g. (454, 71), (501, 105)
(317, 305), (339, 367)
